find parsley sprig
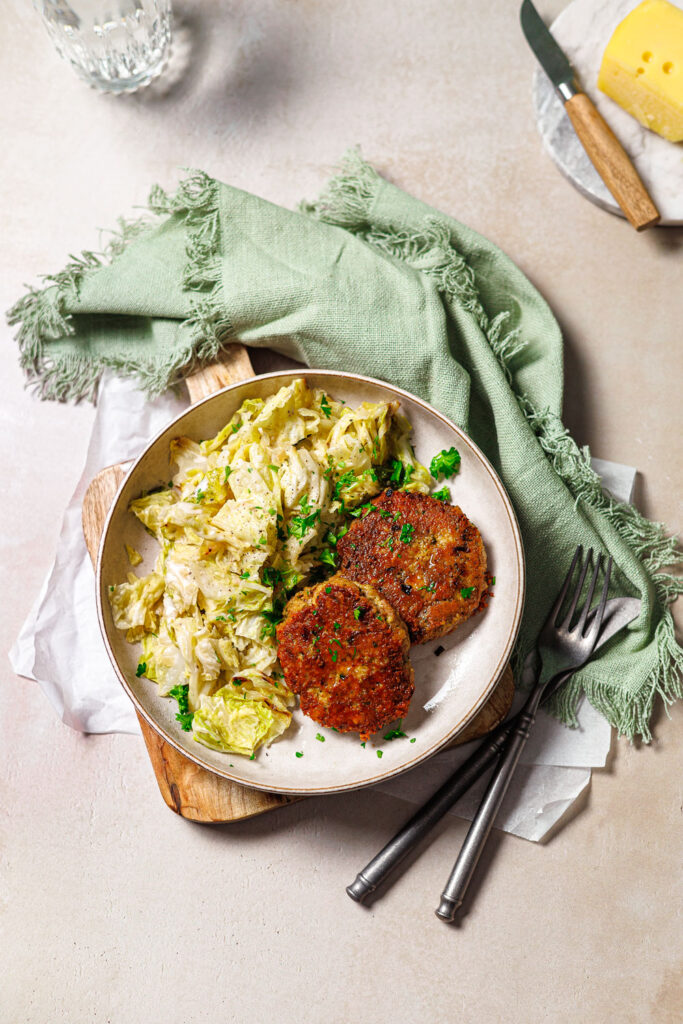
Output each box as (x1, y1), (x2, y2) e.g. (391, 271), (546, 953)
(288, 508), (321, 539)
(168, 684), (194, 732)
(430, 447), (461, 480)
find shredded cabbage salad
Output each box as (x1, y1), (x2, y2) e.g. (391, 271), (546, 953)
(109, 378), (430, 757)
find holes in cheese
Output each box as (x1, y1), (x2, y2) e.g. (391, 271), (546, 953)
(597, 0), (683, 143)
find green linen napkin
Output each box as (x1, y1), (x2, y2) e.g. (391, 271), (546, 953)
(8, 151), (681, 740)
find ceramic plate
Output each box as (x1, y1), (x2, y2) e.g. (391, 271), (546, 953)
(97, 371), (525, 794)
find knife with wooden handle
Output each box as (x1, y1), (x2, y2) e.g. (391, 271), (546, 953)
(521, 0), (660, 231)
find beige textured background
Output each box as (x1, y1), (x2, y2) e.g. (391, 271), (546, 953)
(1, 2), (681, 1022)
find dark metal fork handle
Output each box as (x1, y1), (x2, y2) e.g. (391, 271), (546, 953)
(435, 687), (545, 921)
(346, 722), (512, 902)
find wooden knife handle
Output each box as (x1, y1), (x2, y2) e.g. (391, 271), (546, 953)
(564, 93), (660, 231)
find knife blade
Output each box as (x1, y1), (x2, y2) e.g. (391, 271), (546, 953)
(521, 0), (579, 102)
(520, 0), (660, 231)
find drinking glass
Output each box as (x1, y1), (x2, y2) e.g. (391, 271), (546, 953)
(35, 0), (172, 93)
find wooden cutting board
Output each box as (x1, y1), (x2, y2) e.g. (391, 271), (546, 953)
(82, 344), (514, 822)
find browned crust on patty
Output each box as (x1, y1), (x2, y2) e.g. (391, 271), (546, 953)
(276, 576), (414, 739)
(336, 489), (487, 644)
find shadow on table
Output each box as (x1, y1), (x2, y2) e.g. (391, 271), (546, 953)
(186, 782), (517, 928)
(647, 225), (683, 255)
(132, 0), (303, 120)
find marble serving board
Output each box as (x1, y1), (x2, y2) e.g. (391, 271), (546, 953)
(533, 0), (683, 225)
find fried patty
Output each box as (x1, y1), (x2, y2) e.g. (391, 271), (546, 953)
(276, 576), (414, 739)
(336, 489), (487, 644)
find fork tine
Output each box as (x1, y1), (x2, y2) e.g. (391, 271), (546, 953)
(585, 555), (613, 642)
(577, 551), (603, 635)
(549, 545), (582, 626)
(561, 547), (593, 628)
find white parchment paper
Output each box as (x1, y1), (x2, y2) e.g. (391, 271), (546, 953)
(10, 373), (637, 841)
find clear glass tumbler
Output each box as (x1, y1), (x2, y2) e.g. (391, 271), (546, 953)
(35, 0), (172, 93)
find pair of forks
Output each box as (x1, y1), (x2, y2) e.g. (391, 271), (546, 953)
(347, 545), (636, 921)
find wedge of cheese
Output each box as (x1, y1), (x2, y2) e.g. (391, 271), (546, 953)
(598, 0), (683, 142)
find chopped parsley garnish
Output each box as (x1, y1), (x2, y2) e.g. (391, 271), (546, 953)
(378, 458), (413, 489)
(333, 622), (341, 630)
(326, 525), (348, 546)
(389, 460), (404, 484)
(360, 741), (366, 748)
(430, 447), (461, 480)
(288, 508), (321, 539)
(320, 394), (332, 419)
(262, 566), (282, 588)
(232, 678), (243, 686)
(299, 493), (311, 516)
(491, 576), (496, 585)
(240, 570), (250, 579)
(249, 753), (255, 760)
(224, 465), (233, 482)
(135, 661), (147, 678)
(316, 733), (325, 742)
(320, 548), (337, 568)
(325, 586), (331, 593)
(194, 489), (206, 503)
(432, 486), (450, 502)
(168, 684), (193, 731)
(260, 605), (284, 639)
(461, 586), (476, 599)
(348, 502), (372, 519)
(231, 420), (242, 434)
(333, 469), (356, 501)
(410, 737), (416, 743)
(383, 721), (408, 741)
(353, 608), (361, 621)
(268, 464), (279, 473)
(399, 523), (414, 544)
(295, 751), (303, 758)
(214, 616), (226, 622)
(330, 649), (338, 663)
(377, 750), (384, 759)
(419, 581), (436, 592)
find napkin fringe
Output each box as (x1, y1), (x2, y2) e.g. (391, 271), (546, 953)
(5, 214), (183, 401)
(545, 615), (683, 742)
(148, 171), (234, 366)
(6, 172), (232, 402)
(300, 147), (378, 227)
(307, 149), (682, 740)
(516, 397), (682, 740)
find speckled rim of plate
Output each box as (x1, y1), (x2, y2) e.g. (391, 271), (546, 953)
(96, 370), (525, 795)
